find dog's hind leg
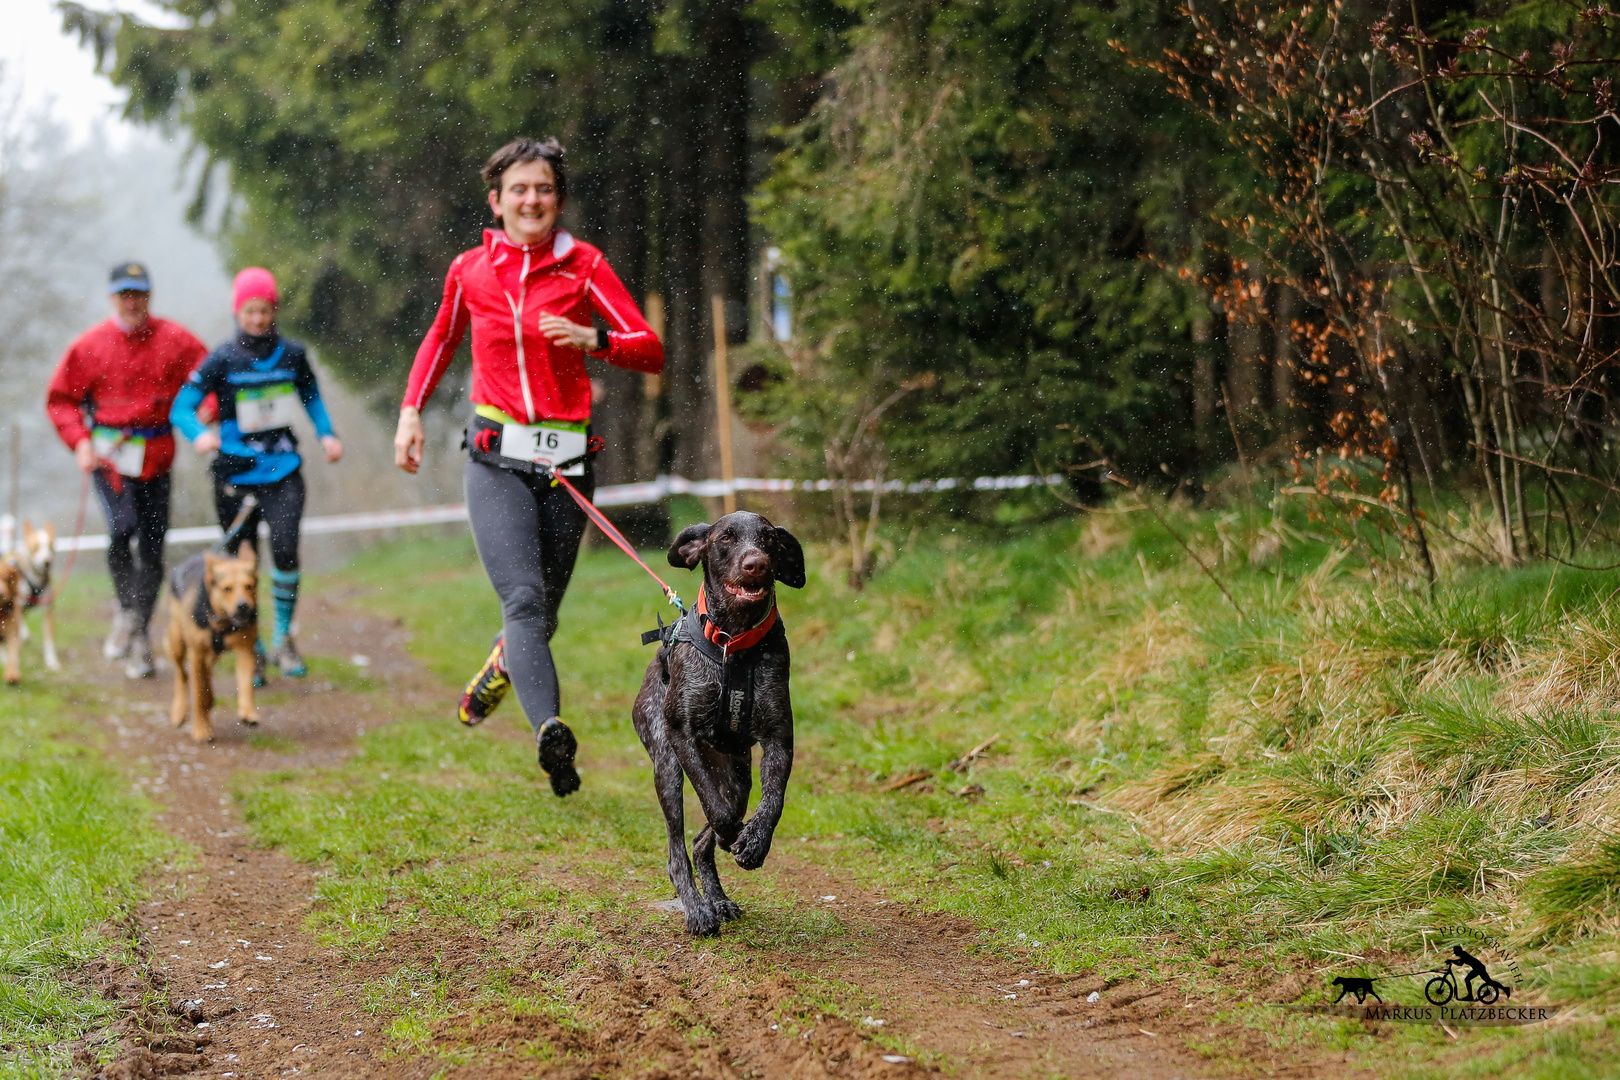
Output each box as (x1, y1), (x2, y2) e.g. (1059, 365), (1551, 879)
(692, 826), (744, 922)
(691, 752), (751, 921)
(653, 753), (720, 936)
(3, 623), (20, 685)
(42, 605), (59, 671)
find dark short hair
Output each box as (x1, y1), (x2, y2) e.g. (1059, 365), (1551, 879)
(481, 138), (567, 201)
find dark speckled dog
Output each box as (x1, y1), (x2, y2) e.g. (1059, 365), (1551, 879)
(633, 511), (805, 936)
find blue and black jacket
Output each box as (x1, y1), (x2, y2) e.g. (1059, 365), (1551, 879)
(171, 330), (335, 486)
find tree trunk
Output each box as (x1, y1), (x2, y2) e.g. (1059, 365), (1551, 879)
(1192, 312), (1215, 455)
(1273, 284), (1297, 449)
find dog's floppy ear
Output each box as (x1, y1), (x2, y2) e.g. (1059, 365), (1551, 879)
(772, 526), (806, 589)
(668, 523), (711, 570)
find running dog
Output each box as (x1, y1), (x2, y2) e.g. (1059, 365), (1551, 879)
(165, 548), (260, 742)
(0, 521), (59, 682)
(633, 512), (805, 936)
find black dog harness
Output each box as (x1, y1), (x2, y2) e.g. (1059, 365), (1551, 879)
(643, 593), (785, 755)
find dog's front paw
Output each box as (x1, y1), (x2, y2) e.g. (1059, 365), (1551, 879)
(731, 822), (774, 870)
(238, 712), (259, 727)
(684, 901), (723, 937)
(715, 898), (744, 922)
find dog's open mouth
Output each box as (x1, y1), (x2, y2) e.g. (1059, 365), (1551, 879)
(724, 583), (769, 602)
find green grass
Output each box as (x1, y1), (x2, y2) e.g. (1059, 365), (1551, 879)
(0, 582), (177, 1079)
(232, 500), (1620, 1076)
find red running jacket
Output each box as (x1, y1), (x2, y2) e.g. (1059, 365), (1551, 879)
(46, 317), (208, 481)
(404, 229), (663, 423)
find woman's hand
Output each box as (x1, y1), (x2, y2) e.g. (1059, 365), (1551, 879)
(538, 314), (600, 352)
(192, 431), (221, 455)
(320, 435), (344, 464)
(394, 407), (423, 474)
(74, 438), (96, 472)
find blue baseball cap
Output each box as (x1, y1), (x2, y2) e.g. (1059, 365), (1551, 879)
(108, 262), (152, 293)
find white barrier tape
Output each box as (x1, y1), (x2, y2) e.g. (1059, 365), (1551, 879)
(53, 473), (1063, 552)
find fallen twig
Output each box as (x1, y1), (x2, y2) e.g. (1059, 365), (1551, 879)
(882, 771), (934, 792)
(947, 734), (1001, 773)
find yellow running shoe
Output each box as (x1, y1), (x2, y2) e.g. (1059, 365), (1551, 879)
(458, 633), (510, 726)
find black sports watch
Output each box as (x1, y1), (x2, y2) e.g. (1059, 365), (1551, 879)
(595, 328), (609, 353)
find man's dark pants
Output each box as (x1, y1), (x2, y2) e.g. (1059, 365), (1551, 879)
(92, 471), (171, 633)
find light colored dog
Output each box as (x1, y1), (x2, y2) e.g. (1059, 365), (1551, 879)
(0, 520), (60, 683)
(165, 548), (260, 742)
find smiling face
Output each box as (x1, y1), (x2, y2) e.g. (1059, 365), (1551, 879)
(237, 297), (275, 337)
(488, 159), (561, 247)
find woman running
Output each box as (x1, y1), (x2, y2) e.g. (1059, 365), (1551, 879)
(171, 267), (344, 679)
(393, 137), (663, 797)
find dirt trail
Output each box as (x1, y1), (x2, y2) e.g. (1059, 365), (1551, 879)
(73, 593), (1346, 1080)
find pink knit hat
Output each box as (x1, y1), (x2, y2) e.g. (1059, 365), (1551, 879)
(232, 267), (279, 313)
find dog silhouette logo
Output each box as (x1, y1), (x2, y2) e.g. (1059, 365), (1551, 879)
(1330, 976), (1382, 1004)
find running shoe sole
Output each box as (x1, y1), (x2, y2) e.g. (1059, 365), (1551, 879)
(458, 637), (510, 726)
(537, 719), (580, 797)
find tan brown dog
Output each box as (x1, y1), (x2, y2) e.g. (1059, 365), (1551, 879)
(3, 520), (60, 679)
(0, 558), (24, 685)
(165, 547), (260, 742)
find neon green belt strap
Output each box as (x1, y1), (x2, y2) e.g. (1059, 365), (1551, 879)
(474, 404), (587, 433)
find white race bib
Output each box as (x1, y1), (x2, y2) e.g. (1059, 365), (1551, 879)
(235, 383), (302, 433)
(92, 427), (146, 477)
(501, 421), (586, 475)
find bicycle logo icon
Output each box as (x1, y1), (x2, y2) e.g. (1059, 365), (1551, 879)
(1424, 946), (1513, 1006)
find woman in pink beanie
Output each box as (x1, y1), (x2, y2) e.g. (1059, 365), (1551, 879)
(231, 267), (279, 313)
(171, 265), (343, 682)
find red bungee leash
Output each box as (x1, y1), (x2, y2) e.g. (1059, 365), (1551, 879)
(545, 466), (686, 616)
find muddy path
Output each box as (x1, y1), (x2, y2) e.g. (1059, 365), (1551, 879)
(72, 592), (1349, 1080)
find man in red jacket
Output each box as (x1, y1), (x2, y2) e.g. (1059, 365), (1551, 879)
(47, 262), (208, 678)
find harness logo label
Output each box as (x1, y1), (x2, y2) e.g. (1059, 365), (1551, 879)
(1284, 930), (1559, 1027)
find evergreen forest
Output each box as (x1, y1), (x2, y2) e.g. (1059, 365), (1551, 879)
(58, 0), (1620, 574)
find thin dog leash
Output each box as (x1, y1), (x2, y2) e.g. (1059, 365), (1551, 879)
(540, 451), (685, 616)
(213, 494), (261, 554)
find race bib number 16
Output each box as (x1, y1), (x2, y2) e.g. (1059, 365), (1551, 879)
(501, 422), (586, 476)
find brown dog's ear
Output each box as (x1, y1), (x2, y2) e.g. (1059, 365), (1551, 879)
(772, 526), (806, 589)
(668, 523), (711, 570)
(43, 522), (55, 542)
(203, 550), (218, 583)
(237, 545), (258, 570)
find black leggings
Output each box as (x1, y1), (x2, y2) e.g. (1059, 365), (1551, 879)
(465, 459), (592, 731)
(93, 471), (170, 631)
(214, 470), (305, 572)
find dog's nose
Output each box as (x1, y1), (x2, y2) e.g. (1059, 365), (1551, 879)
(740, 550), (770, 579)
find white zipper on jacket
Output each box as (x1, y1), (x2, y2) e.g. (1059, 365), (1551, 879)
(501, 248), (537, 422)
